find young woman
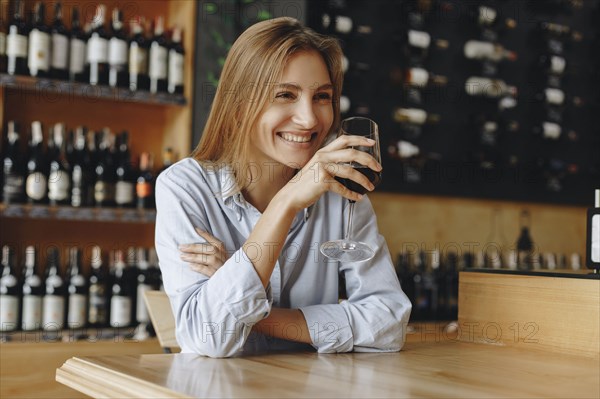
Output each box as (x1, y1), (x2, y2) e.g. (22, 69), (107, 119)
(155, 17), (411, 358)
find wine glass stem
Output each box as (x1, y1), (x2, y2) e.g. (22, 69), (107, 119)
(344, 200), (356, 241)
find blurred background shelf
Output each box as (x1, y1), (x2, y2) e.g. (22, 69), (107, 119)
(0, 203), (156, 223)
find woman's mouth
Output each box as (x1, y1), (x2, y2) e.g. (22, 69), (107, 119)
(277, 132), (318, 143)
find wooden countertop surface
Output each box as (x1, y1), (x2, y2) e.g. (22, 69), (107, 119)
(56, 339), (600, 398)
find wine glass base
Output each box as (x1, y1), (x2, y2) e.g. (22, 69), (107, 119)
(320, 240), (375, 263)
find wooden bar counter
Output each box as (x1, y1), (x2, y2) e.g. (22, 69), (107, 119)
(56, 335), (600, 398)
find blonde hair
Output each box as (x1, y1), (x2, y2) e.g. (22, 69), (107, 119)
(192, 17), (344, 194)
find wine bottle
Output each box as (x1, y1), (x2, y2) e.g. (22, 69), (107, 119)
(68, 6), (86, 82)
(6, 0), (29, 76)
(134, 248), (152, 325)
(159, 147), (175, 176)
(128, 17), (150, 91)
(70, 127), (92, 207)
(0, 4), (7, 74)
(47, 123), (71, 206)
(533, 87), (583, 107)
(393, 107), (441, 125)
(66, 247), (87, 328)
(538, 54), (568, 77)
(93, 129), (116, 207)
(586, 189), (600, 272)
(108, 8), (128, 88)
(0, 245), (21, 332)
(42, 247), (66, 331)
(516, 211), (534, 271)
(168, 26), (185, 94)
(109, 250), (132, 328)
(87, 246), (108, 327)
(389, 140), (420, 159)
(25, 121), (48, 204)
(463, 40), (517, 63)
(2, 121), (25, 204)
(21, 246), (43, 331)
(136, 152), (155, 210)
(149, 16), (168, 93)
(86, 4), (109, 86)
(50, 2), (69, 80)
(28, 1), (50, 78)
(532, 121), (577, 141)
(390, 66), (447, 88)
(321, 14), (372, 36)
(114, 131), (135, 208)
(465, 76), (517, 98)
(148, 248), (163, 290)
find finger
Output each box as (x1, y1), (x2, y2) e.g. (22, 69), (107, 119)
(322, 135), (375, 152)
(180, 252), (216, 265)
(334, 164), (376, 193)
(328, 148), (382, 172)
(179, 243), (217, 255)
(329, 180), (364, 202)
(188, 263), (216, 277)
(195, 228), (225, 250)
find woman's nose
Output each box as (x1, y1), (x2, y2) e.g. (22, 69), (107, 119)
(291, 97), (318, 129)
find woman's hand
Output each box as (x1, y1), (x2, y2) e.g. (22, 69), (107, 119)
(178, 228), (228, 277)
(279, 134), (382, 212)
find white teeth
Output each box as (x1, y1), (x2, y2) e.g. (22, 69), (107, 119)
(280, 132), (312, 143)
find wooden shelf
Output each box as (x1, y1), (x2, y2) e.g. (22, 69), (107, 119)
(0, 204), (156, 224)
(0, 73), (186, 106)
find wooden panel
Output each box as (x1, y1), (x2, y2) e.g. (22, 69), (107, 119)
(56, 341), (600, 398)
(369, 192), (587, 262)
(458, 271), (600, 358)
(1, 339), (162, 399)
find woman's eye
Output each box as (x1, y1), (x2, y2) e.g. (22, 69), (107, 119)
(275, 91), (296, 100)
(315, 92), (332, 102)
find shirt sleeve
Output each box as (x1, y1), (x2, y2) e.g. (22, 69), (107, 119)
(299, 196), (412, 353)
(155, 172), (272, 358)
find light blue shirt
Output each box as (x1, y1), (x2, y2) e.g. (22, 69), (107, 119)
(155, 158), (412, 357)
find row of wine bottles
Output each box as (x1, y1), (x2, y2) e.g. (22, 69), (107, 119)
(0, 1), (185, 94)
(1, 120), (175, 208)
(395, 247), (583, 321)
(0, 244), (163, 332)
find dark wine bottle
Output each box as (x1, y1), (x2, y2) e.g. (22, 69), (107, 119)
(70, 127), (92, 207)
(28, 1), (50, 78)
(110, 250), (132, 328)
(21, 245), (43, 331)
(115, 131), (135, 208)
(42, 247), (66, 331)
(87, 246), (108, 327)
(2, 121), (25, 204)
(66, 247), (87, 328)
(47, 123), (71, 206)
(68, 6), (86, 82)
(25, 121), (48, 204)
(86, 4), (109, 86)
(149, 16), (168, 93)
(108, 8), (128, 88)
(6, 0), (29, 76)
(128, 18), (150, 91)
(0, 245), (21, 332)
(168, 26), (185, 94)
(159, 147), (174, 176)
(136, 152), (155, 209)
(93, 130), (116, 207)
(50, 2), (69, 80)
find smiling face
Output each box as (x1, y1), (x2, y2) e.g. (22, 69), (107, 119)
(249, 50), (335, 170)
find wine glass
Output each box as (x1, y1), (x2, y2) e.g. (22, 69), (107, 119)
(320, 117), (382, 262)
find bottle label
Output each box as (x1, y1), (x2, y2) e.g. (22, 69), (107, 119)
(51, 33), (69, 69)
(550, 56), (566, 75)
(129, 44), (148, 75)
(0, 295), (19, 331)
(408, 30), (431, 49)
(87, 34), (108, 63)
(28, 29), (51, 74)
(149, 43), (167, 79)
(395, 108), (427, 125)
(68, 293), (87, 328)
(94, 181), (114, 203)
(408, 67), (429, 87)
(88, 287), (107, 324)
(2, 173), (25, 200)
(110, 296), (132, 327)
(136, 284), (151, 323)
(22, 295), (43, 330)
(0, 32), (6, 56)
(542, 122), (561, 140)
(48, 170), (71, 201)
(545, 88), (565, 105)
(42, 295), (65, 330)
(108, 37), (128, 65)
(592, 215), (600, 263)
(26, 172), (48, 201)
(115, 181), (135, 205)
(6, 27), (28, 57)
(168, 50), (184, 86)
(69, 38), (86, 74)
(136, 182), (152, 198)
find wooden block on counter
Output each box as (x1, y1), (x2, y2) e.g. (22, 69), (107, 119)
(458, 271), (600, 358)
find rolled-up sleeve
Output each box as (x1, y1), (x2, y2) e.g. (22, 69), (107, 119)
(300, 197), (412, 353)
(155, 172), (272, 358)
